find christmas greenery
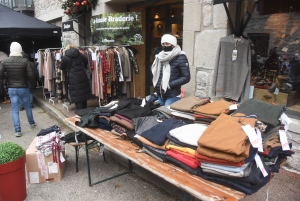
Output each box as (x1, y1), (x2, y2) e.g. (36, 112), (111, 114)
(0, 142), (24, 164)
(61, 0), (98, 17)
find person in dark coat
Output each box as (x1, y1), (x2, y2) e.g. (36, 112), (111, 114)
(60, 44), (92, 110)
(19, 52), (39, 110)
(0, 51), (10, 103)
(151, 34), (191, 106)
(0, 42), (36, 137)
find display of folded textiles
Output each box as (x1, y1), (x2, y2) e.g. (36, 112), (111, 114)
(233, 98), (285, 126)
(201, 161), (252, 178)
(132, 116), (160, 135)
(142, 147), (164, 162)
(110, 129), (128, 139)
(35, 125), (63, 157)
(140, 118), (186, 146)
(197, 113), (256, 158)
(166, 149), (199, 169)
(193, 113), (215, 124)
(138, 136), (169, 150)
(169, 124), (207, 147)
(169, 109), (195, 121)
(166, 144), (196, 156)
(73, 97), (295, 196)
(153, 106), (172, 120)
(166, 135), (198, 150)
(98, 116), (112, 131)
(192, 99), (233, 119)
(110, 115), (134, 130)
(142, 144), (167, 162)
(170, 95), (210, 112)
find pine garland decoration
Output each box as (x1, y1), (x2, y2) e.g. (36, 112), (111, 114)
(61, 0), (98, 17)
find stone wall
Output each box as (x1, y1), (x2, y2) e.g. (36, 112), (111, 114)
(34, 0), (64, 22)
(183, 0), (228, 98)
(33, 0), (79, 46)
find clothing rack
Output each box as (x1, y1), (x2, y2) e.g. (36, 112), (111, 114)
(38, 45), (137, 111)
(37, 48), (62, 104)
(37, 48), (62, 51)
(82, 44), (131, 103)
(63, 101), (70, 112)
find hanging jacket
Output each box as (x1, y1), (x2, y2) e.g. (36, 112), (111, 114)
(60, 48), (93, 103)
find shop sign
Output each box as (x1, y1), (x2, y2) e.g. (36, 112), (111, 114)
(90, 12), (144, 46)
(62, 21), (74, 32)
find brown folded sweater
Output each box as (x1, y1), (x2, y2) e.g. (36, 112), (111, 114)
(170, 95), (210, 112)
(192, 99), (232, 116)
(110, 115), (134, 130)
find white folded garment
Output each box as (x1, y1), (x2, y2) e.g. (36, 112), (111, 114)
(169, 124), (207, 146)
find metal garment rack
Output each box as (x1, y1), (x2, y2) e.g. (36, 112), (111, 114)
(93, 45), (134, 107)
(78, 46), (102, 108)
(37, 48), (62, 105)
(58, 45), (134, 110)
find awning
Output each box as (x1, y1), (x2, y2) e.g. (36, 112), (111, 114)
(0, 4), (61, 37)
(0, 4), (62, 54)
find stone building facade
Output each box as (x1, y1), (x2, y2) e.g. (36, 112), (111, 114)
(33, 0), (229, 98)
(33, 0), (299, 172)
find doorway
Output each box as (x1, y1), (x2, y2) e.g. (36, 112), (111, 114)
(145, 2), (183, 95)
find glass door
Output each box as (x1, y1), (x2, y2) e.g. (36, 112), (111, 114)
(146, 2), (183, 95)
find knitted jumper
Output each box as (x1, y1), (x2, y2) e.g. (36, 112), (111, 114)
(211, 35), (251, 102)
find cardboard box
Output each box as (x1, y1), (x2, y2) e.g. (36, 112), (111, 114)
(26, 137), (65, 184)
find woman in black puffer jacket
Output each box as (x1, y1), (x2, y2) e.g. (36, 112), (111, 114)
(151, 34), (190, 106)
(60, 44), (92, 110)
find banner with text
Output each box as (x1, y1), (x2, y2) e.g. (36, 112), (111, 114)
(90, 12), (144, 46)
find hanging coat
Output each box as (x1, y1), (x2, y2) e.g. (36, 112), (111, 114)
(60, 48), (92, 103)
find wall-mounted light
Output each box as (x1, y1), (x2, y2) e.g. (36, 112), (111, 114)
(154, 9), (159, 18)
(171, 11), (174, 17)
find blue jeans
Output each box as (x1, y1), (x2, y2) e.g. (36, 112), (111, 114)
(8, 88), (35, 132)
(158, 96), (181, 106)
(19, 88), (34, 107)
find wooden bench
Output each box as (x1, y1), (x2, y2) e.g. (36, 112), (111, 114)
(65, 116), (245, 201)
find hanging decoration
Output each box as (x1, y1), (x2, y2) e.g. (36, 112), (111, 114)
(61, 0), (98, 17)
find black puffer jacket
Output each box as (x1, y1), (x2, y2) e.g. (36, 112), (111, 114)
(60, 48), (92, 103)
(155, 54), (191, 99)
(0, 56), (34, 88)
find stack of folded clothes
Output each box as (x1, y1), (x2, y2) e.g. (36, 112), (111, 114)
(192, 99), (233, 124)
(169, 95), (210, 123)
(137, 118), (186, 159)
(165, 124), (208, 175)
(74, 97), (295, 196)
(109, 114), (134, 138)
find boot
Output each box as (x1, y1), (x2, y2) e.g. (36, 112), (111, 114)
(2, 98), (10, 104)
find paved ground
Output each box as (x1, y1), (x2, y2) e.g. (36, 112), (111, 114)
(0, 88), (300, 201)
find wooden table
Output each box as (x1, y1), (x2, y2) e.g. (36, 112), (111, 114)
(65, 116), (245, 201)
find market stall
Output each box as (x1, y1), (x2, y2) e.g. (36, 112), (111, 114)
(0, 4), (62, 56)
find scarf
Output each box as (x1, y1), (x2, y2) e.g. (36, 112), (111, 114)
(151, 45), (182, 93)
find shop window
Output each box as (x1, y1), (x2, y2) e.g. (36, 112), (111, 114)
(146, 2), (183, 95)
(149, 6), (166, 20)
(258, 0), (300, 15)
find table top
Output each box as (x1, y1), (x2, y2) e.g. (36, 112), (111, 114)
(65, 116), (245, 201)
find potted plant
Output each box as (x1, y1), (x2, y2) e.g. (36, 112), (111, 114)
(0, 142), (27, 201)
